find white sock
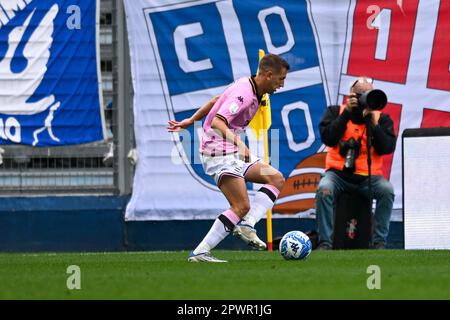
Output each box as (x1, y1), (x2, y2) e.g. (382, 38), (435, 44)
(193, 209), (240, 254)
(243, 184), (280, 227)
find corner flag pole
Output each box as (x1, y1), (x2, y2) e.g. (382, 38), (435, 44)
(259, 49), (273, 252)
(263, 101), (273, 252)
(249, 49), (273, 251)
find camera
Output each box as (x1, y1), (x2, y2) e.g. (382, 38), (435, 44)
(339, 137), (361, 173)
(356, 89), (387, 110)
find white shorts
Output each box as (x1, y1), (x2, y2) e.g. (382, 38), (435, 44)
(200, 153), (260, 186)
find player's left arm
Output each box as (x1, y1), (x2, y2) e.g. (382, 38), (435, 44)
(211, 116), (251, 162)
(167, 95), (220, 132)
(212, 89), (252, 160)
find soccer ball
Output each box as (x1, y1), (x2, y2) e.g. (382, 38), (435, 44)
(279, 231), (312, 260)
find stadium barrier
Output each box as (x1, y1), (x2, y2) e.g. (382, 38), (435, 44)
(0, 196), (404, 252)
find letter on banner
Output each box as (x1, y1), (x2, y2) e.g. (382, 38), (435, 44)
(174, 22), (213, 73)
(258, 6), (294, 55)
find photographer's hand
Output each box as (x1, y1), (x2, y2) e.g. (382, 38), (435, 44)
(345, 93), (359, 112)
(363, 109), (381, 126)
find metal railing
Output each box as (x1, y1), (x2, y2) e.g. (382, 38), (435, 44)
(0, 144), (116, 194)
(0, 0), (134, 195)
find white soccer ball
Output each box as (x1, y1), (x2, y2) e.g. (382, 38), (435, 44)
(279, 231), (312, 260)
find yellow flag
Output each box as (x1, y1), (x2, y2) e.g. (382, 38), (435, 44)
(249, 49), (271, 140)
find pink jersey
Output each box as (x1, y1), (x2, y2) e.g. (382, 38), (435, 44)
(200, 77), (261, 156)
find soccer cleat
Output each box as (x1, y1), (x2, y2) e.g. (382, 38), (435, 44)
(187, 251), (227, 263)
(315, 242), (332, 251)
(371, 241), (386, 250)
(232, 223), (267, 250)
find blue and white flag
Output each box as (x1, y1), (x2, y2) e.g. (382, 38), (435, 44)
(0, 0), (105, 146)
(124, 0), (328, 220)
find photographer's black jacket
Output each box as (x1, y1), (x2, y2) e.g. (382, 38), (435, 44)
(319, 105), (396, 155)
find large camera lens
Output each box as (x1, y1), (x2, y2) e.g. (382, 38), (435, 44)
(358, 89), (387, 110)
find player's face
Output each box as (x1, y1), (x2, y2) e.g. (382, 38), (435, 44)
(266, 67), (288, 94)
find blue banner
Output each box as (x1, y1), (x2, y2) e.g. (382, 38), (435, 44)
(124, 0), (329, 220)
(147, 0), (327, 188)
(0, 0), (105, 146)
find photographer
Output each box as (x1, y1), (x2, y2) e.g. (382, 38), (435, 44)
(315, 77), (396, 250)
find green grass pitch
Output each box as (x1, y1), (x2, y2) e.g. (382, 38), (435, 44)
(0, 250), (449, 299)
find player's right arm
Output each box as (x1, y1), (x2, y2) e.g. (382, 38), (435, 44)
(211, 116), (251, 162)
(167, 95), (220, 132)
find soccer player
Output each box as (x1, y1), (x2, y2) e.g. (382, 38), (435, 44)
(168, 54), (290, 262)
